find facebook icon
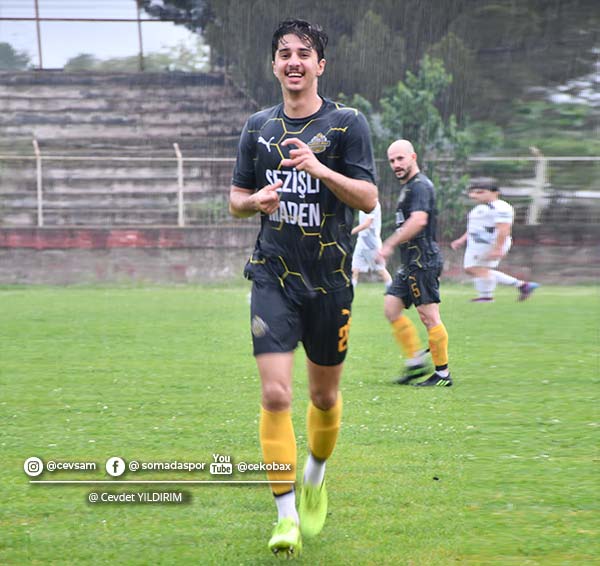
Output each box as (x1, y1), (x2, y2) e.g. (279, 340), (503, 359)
(105, 457), (126, 477)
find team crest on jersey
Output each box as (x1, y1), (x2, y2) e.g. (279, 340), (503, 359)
(251, 315), (269, 338)
(307, 133), (330, 154)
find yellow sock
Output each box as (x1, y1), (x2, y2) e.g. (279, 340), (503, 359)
(391, 315), (422, 359)
(259, 407), (296, 495)
(428, 323), (449, 370)
(307, 394), (342, 461)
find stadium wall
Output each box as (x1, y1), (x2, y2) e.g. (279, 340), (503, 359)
(0, 225), (598, 285)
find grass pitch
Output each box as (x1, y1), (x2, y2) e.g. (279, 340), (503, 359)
(0, 283), (598, 565)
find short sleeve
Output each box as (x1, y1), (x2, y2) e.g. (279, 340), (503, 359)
(408, 180), (433, 215)
(231, 120), (256, 190)
(494, 201), (514, 224)
(340, 112), (377, 184)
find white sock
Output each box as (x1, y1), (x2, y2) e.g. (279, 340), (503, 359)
(491, 270), (521, 287)
(303, 453), (326, 486)
(436, 368), (450, 378)
(406, 349), (427, 367)
(474, 277), (496, 298)
(352, 278), (358, 287)
(275, 490), (299, 524)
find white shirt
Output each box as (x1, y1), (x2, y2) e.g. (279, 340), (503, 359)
(357, 201), (382, 250)
(467, 199), (514, 246)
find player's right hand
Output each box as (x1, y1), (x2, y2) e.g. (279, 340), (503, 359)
(379, 242), (394, 262)
(254, 180), (282, 215)
(450, 239), (462, 250)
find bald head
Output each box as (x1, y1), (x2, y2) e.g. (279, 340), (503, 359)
(387, 139), (415, 155)
(387, 139), (419, 181)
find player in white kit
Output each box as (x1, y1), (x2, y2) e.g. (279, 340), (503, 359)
(351, 201), (392, 288)
(451, 181), (539, 302)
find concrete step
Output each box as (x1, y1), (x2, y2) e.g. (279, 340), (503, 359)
(0, 70), (230, 89)
(0, 206), (233, 227)
(0, 189), (229, 204)
(0, 109), (249, 128)
(0, 70), (254, 227)
(0, 162), (232, 181)
(1, 191), (227, 210)
(0, 137), (240, 156)
(0, 94), (249, 113)
(0, 179), (228, 194)
(0, 121), (245, 139)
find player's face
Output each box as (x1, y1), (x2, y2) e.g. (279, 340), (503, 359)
(468, 189), (494, 203)
(387, 147), (417, 181)
(272, 34), (325, 93)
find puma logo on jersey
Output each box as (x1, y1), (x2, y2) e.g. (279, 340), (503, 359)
(258, 136), (275, 152)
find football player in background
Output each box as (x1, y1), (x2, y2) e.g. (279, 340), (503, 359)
(451, 181), (539, 302)
(380, 139), (452, 387)
(351, 200), (392, 289)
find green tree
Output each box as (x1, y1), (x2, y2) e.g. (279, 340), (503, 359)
(354, 56), (471, 238)
(139, 0), (213, 32)
(140, 0), (599, 127)
(64, 54), (99, 71)
(335, 11), (405, 103)
(0, 42), (31, 70)
(63, 39), (209, 73)
(378, 56), (455, 159)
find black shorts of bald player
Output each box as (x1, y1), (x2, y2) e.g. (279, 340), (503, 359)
(228, 18), (378, 556)
(379, 139), (452, 387)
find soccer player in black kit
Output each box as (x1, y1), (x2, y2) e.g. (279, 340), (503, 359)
(380, 139), (452, 387)
(229, 19), (377, 557)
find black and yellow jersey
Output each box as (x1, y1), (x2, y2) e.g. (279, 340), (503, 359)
(393, 172), (442, 271)
(232, 97), (376, 294)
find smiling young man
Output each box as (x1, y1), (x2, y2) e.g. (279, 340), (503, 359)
(229, 19), (377, 557)
(380, 139), (451, 387)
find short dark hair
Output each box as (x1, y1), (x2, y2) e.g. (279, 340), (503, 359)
(468, 179), (499, 192)
(271, 19), (328, 61)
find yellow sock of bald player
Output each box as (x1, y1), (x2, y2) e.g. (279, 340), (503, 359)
(307, 394), (342, 461)
(428, 323), (449, 370)
(391, 315), (422, 359)
(259, 407), (297, 495)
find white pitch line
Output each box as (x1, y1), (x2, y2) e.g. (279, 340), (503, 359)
(29, 480), (293, 484)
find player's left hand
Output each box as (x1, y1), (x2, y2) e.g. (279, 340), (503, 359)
(280, 138), (327, 177)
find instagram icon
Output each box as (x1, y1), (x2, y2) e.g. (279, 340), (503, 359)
(24, 457), (44, 477)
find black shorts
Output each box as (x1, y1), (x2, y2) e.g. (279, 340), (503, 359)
(250, 281), (354, 366)
(385, 266), (441, 308)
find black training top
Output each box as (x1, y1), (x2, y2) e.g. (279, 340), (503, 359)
(393, 172), (442, 271)
(232, 98), (376, 294)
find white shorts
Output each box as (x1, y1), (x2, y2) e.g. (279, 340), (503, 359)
(352, 244), (384, 272)
(464, 238), (512, 269)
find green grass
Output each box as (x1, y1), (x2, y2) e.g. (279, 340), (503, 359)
(1, 284), (598, 565)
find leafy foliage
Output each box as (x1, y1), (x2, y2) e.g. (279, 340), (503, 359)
(139, 0), (214, 32)
(0, 42), (31, 70)
(139, 0), (599, 115)
(344, 57), (472, 238)
(64, 39), (210, 72)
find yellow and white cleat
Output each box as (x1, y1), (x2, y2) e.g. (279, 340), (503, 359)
(268, 517), (302, 559)
(298, 480), (328, 538)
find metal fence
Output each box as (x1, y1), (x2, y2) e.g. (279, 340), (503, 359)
(0, 142), (599, 230)
(0, 1), (185, 71)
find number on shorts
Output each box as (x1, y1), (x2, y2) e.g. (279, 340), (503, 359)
(409, 276), (421, 298)
(338, 308), (352, 352)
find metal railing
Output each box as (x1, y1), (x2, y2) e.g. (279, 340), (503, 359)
(0, 0), (170, 71)
(0, 143), (599, 228)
